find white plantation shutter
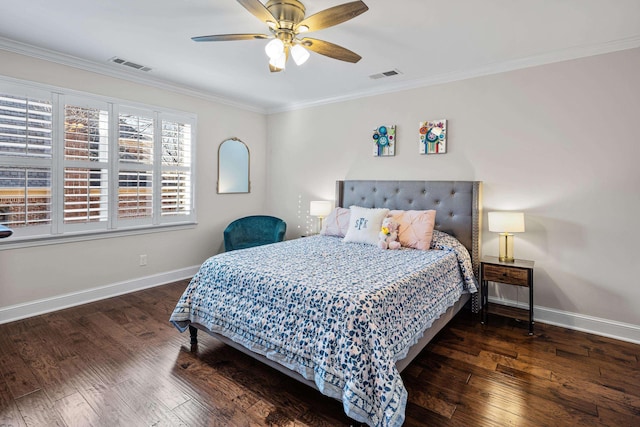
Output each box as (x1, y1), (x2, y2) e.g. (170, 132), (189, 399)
(64, 106), (109, 161)
(63, 101), (109, 230)
(118, 110), (154, 224)
(0, 79), (195, 242)
(0, 94), (52, 158)
(118, 170), (153, 219)
(0, 90), (53, 234)
(119, 113), (154, 165)
(161, 119), (192, 217)
(0, 167), (52, 228)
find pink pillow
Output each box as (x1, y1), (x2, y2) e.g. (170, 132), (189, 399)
(320, 207), (351, 237)
(389, 209), (437, 250)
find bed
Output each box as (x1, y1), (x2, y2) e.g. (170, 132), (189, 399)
(170, 180), (482, 427)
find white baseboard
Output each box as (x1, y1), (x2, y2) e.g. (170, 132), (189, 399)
(2, 275), (638, 346)
(0, 265), (200, 325)
(488, 296), (640, 345)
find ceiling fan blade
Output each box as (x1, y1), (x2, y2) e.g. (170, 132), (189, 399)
(300, 38), (362, 63)
(236, 0), (278, 24)
(192, 34), (270, 42)
(296, 1), (368, 32)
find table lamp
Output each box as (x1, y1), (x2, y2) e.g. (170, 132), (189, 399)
(488, 211), (525, 262)
(309, 201), (332, 233)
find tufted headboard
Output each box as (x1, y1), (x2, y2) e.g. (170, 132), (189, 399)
(336, 180), (483, 277)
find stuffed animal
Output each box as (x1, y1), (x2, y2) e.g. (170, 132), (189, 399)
(378, 217), (401, 250)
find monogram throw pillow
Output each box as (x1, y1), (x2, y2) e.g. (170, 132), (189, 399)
(343, 206), (389, 245)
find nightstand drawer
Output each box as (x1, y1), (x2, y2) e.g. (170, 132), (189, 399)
(482, 264), (529, 286)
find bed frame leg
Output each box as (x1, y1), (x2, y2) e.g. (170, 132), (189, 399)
(189, 325), (198, 346)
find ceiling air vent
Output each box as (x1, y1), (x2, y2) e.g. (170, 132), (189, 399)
(369, 69), (402, 80)
(109, 57), (152, 72)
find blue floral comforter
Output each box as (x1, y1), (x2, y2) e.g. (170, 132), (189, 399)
(170, 231), (477, 427)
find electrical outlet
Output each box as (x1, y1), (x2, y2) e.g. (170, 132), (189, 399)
(139, 254), (147, 266)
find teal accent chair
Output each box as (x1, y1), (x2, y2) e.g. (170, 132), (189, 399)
(223, 215), (286, 252)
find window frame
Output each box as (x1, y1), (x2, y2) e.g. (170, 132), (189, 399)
(0, 77), (197, 249)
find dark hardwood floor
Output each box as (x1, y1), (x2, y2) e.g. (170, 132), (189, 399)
(1, 280), (639, 426)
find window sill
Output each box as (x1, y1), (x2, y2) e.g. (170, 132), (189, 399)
(0, 222), (197, 251)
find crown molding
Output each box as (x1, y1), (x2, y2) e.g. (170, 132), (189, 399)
(267, 35), (640, 114)
(0, 36), (267, 114)
(2, 35), (639, 116)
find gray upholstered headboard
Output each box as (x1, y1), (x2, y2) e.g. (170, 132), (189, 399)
(336, 180), (482, 276)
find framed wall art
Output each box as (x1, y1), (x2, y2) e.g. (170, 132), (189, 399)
(372, 125), (395, 157)
(419, 119), (447, 154)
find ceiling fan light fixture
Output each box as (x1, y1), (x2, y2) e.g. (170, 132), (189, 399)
(291, 44), (310, 65)
(265, 38), (285, 59)
(192, 0), (369, 70)
(269, 52), (287, 70)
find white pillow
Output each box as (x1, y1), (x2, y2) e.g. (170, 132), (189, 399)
(343, 206), (389, 245)
(320, 207), (351, 237)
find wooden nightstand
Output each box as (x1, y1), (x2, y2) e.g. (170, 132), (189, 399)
(480, 256), (535, 335)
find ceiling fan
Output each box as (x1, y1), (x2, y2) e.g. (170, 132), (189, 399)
(191, 0), (369, 72)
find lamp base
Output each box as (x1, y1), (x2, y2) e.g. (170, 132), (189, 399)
(498, 233), (515, 262)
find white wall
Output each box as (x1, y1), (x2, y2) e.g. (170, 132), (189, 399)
(0, 50), (267, 317)
(267, 48), (640, 336)
(2, 46), (639, 342)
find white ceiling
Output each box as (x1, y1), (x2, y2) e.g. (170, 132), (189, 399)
(1, 0), (639, 113)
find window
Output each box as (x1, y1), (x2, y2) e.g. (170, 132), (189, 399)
(0, 90), (53, 237)
(161, 118), (192, 218)
(63, 100), (110, 230)
(118, 110), (154, 223)
(0, 79), (196, 243)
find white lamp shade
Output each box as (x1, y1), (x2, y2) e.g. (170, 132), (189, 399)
(488, 212), (525, 233)
(310, 200), (332, 217)
(269, 52), (287, 70)
(291, 44), (310, 65)
(265, 38), (284, 59)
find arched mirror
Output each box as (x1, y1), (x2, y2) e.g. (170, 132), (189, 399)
(218, 137), (250, 194)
